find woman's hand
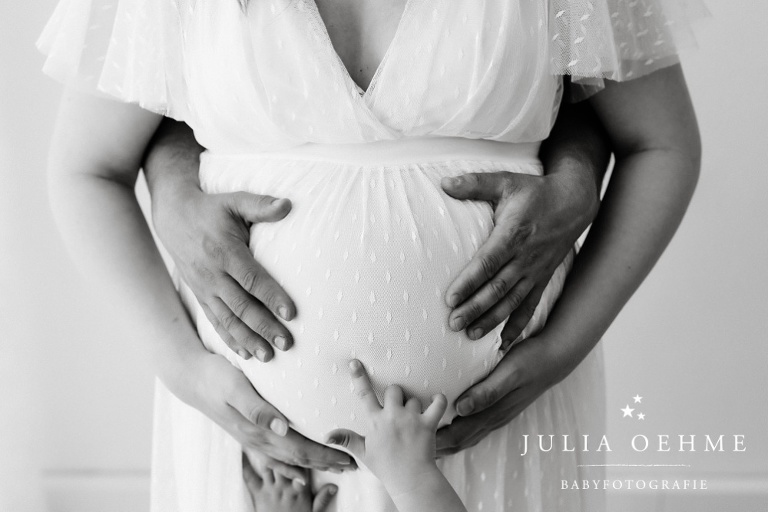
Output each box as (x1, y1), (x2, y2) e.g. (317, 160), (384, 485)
(434, 328), (578, 457)
(163, 350), (356, 473)
(143, 119), (297, 362)
(440, 170), (597, 348)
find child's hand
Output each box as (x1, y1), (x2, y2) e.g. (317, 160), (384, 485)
(323, 359), (448, 492)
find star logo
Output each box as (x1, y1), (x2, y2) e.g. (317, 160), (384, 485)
(633, 395), (643, 404)
(621, 405), (635, 418)
(637, 413), (646, 420)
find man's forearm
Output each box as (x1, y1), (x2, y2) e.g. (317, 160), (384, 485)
(142, 118), (205, 200)
(539, 83), (613, 219)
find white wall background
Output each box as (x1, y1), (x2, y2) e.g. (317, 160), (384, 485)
(1, 1), (766, 511)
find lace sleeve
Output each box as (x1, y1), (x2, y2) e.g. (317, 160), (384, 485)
(36, 0), (190, 120)
(549, 0), (710, 101)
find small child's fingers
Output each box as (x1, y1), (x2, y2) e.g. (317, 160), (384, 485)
(312, 483), (339, 512)
(348, 359), (381, 413)
(241, 452), (262, 493)
(422, 393), (448, 427)
(405, 397), (422, 414)
(383, 384), (405, 408)
(264, 458), (307, 486)
(325, 428), (366, 459)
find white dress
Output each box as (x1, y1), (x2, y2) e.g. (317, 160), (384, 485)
(37, 1), (707, 511)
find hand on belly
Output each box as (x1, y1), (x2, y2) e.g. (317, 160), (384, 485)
(234, 165), (506, 443)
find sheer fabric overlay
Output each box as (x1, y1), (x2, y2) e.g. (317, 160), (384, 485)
(37, 0), (709, 139)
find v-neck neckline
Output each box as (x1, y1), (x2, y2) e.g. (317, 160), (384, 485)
(306, 0), (414, 100)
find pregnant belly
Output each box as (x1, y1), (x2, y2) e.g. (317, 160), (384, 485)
(192, 152), (569, 444)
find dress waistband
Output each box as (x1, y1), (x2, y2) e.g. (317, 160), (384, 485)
(202, 137), (542, 167)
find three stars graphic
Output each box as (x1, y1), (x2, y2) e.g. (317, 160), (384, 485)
(621, 395), (646, 420)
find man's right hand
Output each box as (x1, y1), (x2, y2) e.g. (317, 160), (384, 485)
(153, 184), (296, 362)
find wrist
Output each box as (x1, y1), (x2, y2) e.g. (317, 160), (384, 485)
(152, 329), (210, 394)
(381, 461), (441, 497)
(543, 158), (600, 232)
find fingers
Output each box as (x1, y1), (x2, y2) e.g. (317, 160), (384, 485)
(452, 262), (532, 339)
(226, 241), (297, 324)
(279, 429), (356, 468)
(264, 457), (308, 486)
(444, 227), (513, 316)
(422, 394), (448, 427)
(242, 452), (263, 495)
(404, 397), (422, 415)
(219, 273), (294, 352)
(226, 372), (290, 436)
(453, 351), (520, 417)
(348, 359), (381, 413)
(227, 191), (292, 225)
(383, 384), (404, 409)
(204, 298), (274, 362)
(499, 284), (546, 351)
(462, 278), (535, 342)
(325, 428), (366, 458)
(312, 484), (339, 512)
(440, 172), (519, 202)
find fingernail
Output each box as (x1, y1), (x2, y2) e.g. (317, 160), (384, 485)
(237, 349), (251, 359)
(271, 198), (284, 206)
(447, 294), (460, 307)
(338, 458), (351, 465)
(269, 418), (288, 436)
(296, 477), (307, 486)
(448, 176), (463, 187)
(329, 486), (338, 495)
(256, 347), (267, 361)
(278, 305), (290, 321)
(348, 359), (360, 371)
(470, 328), (484, 340)
(451, 316), (465, 331)
(457, 397), (474, 416)
(275, 336), (287, 351)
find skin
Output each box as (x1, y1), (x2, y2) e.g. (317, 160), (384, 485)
(242, 449), (338, 512)
(325, 360), (467, 512)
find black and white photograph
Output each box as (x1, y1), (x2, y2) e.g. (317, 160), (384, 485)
(1, 1), (766, 511)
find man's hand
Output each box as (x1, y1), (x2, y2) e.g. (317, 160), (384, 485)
(439, 94), (610, 347)
(143, 119), (297, 362)
(440, 170), (597, 349)
(157, 186), (297, 362)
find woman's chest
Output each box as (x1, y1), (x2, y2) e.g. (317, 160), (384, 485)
(183, 0), (562, 150)
(313, 0), (408, 94)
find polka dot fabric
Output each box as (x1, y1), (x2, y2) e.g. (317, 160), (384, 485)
(37, 1), (705, 511)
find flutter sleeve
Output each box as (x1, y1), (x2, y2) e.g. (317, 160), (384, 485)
(548, 0), (710, 101)
(36, 0), (190, 121)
